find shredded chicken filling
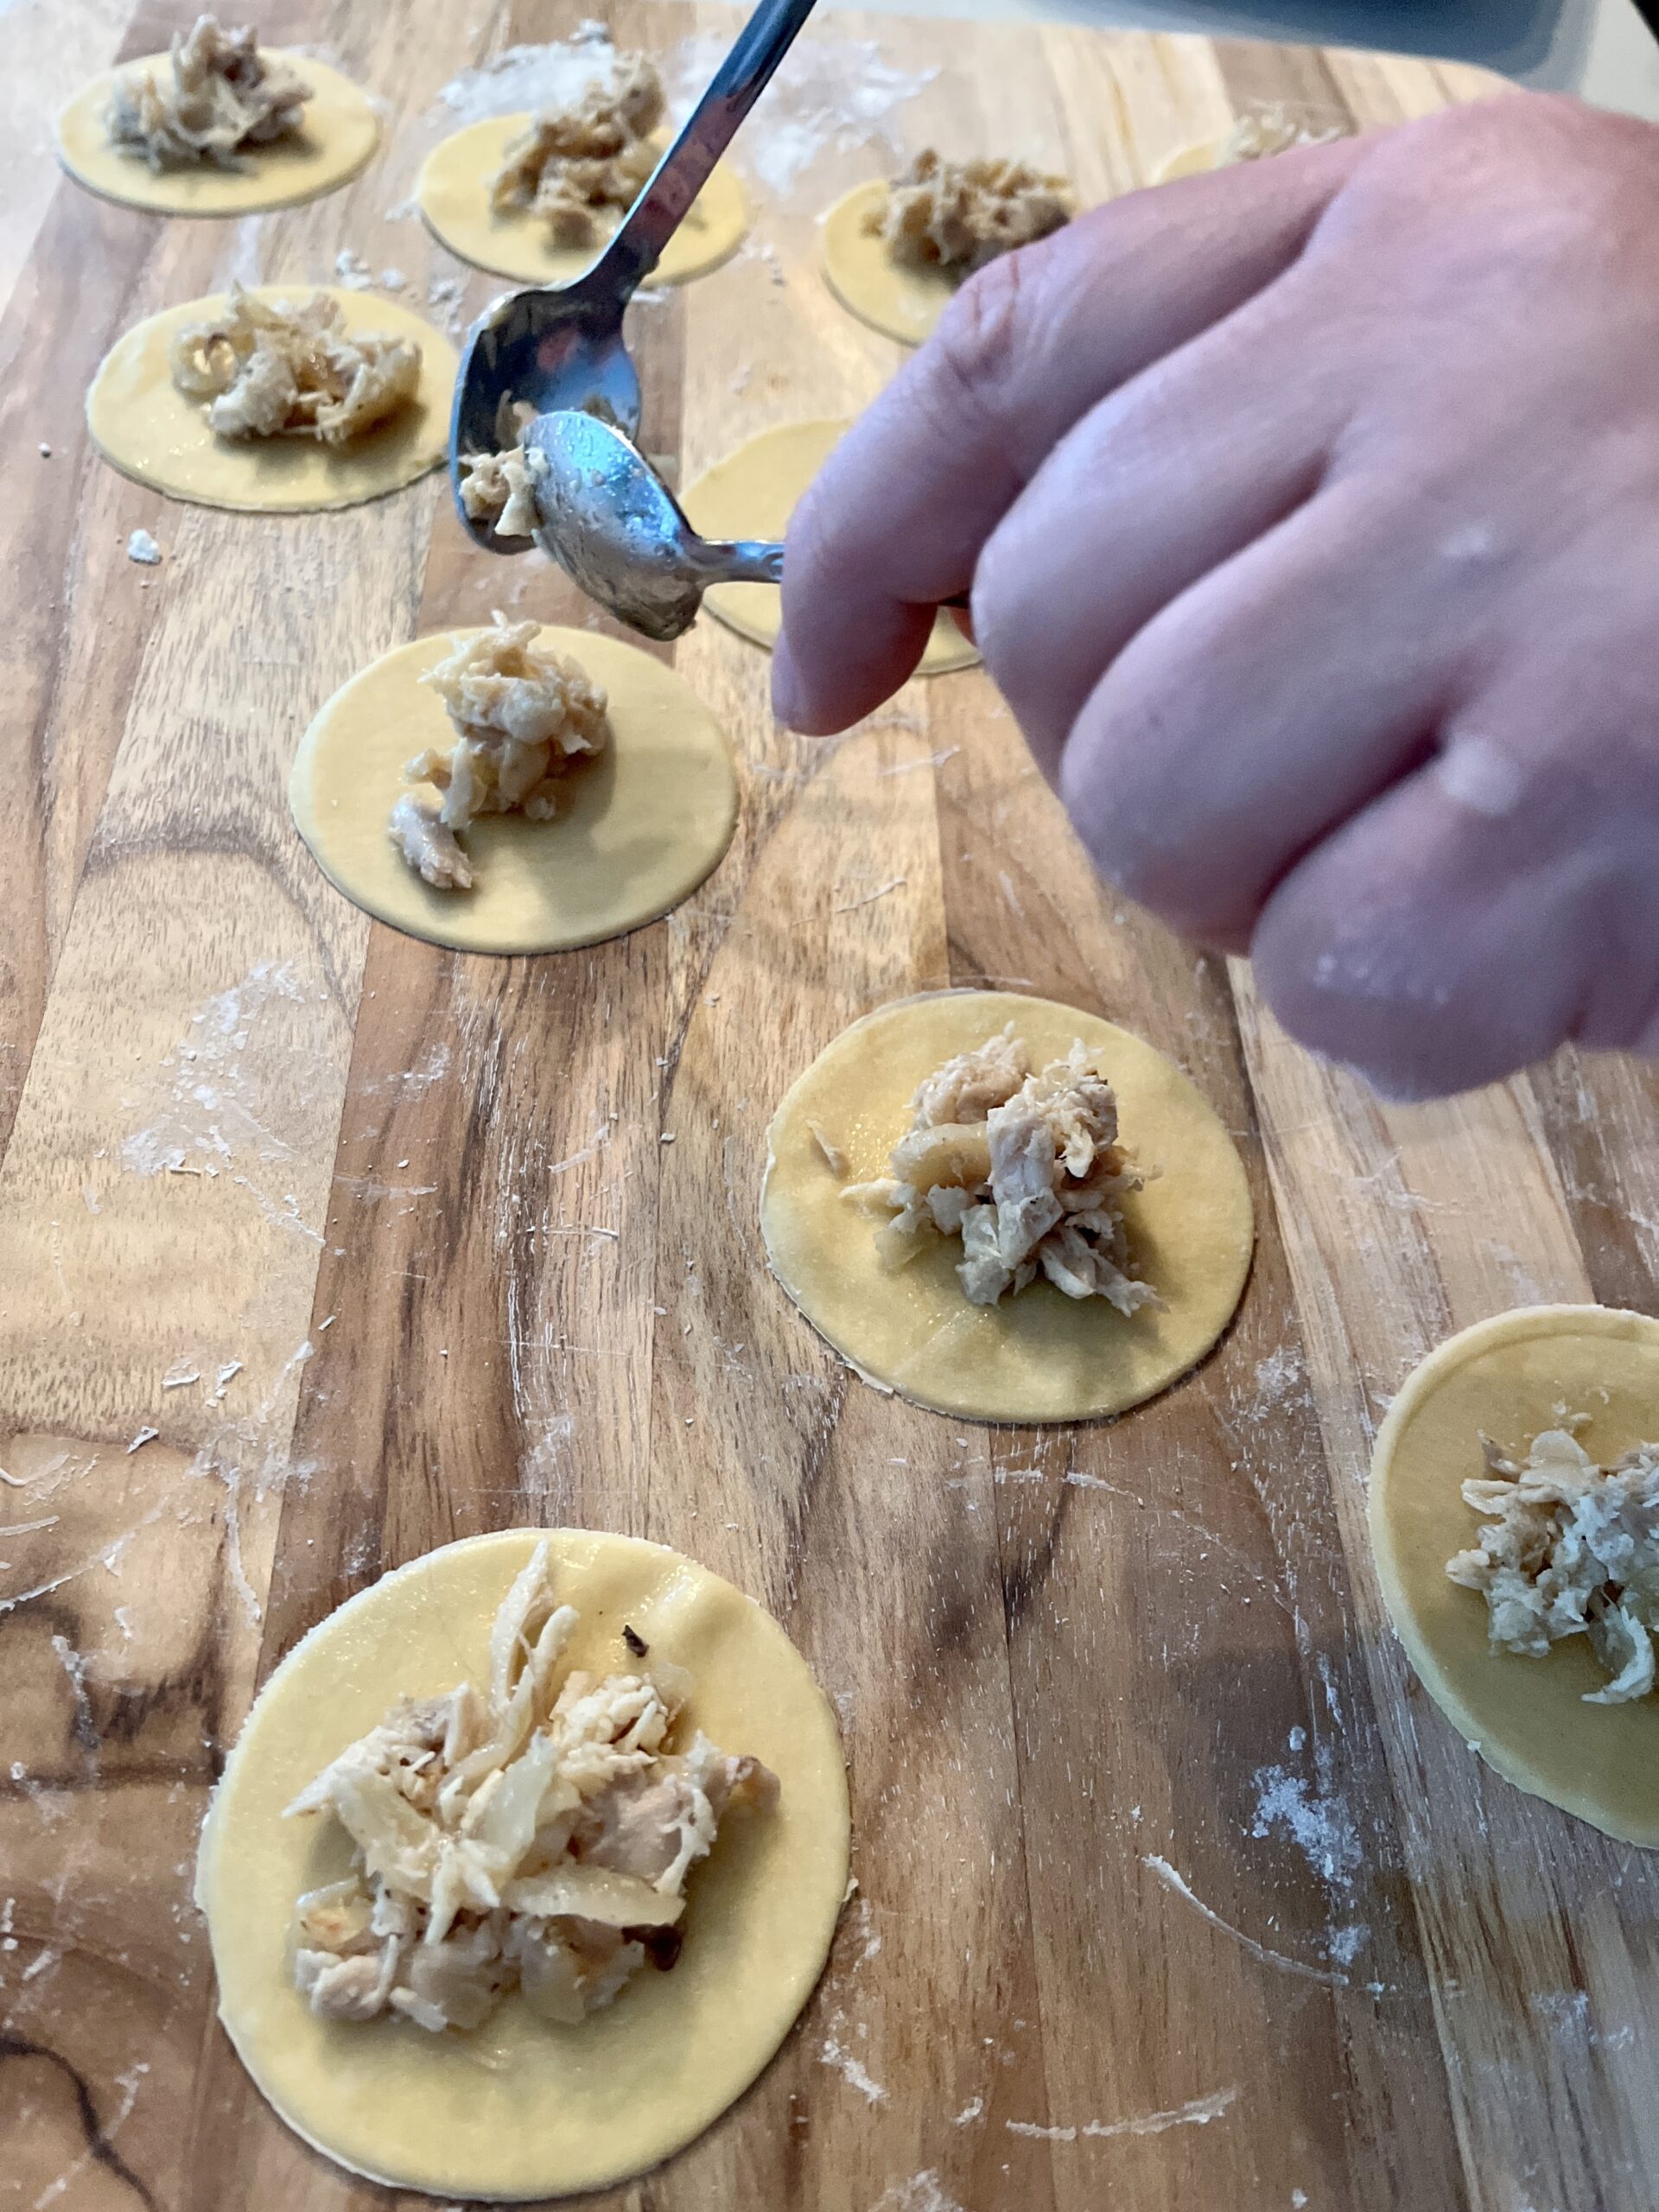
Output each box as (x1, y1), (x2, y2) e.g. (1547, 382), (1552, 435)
(839, 1025), (1158, 1310)
(870, 148), (1073, 275)
(105, 13), (311, 171)
(1216, 107), (1344, 163)
(1446, 1422), (1659, 1704)
(489, 54), (664, 248)
(387, 613), (610, 892)
(169, 282), (421, 446)
(457, 443), (548, 539)
(285, 1539), (779, 2032)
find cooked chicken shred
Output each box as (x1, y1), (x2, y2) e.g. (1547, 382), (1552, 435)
(457, 443), (548, 539)
(871, 149), (1073, 275)
(489, 53), (664, 248)
(1216, 106), (1344, 163)
(1446, 1422), (1659, 1704)
(840, 1025), (1157, 1310)
(105, 14), (311, 171)
(387, 613), (610, 891)
(170, 283), (420, 445)
(285, 1539), (779, 2032)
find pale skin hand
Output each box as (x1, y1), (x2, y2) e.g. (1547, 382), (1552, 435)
(772, 95), (1659, 1098)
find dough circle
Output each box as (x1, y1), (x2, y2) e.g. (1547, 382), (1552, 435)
(761, 989), (1255, 1423)
(416, 117), (747, 287)
(197, 1527), (851, 2199)
(1150, 138), (1227, 184)
(87, 286), (458, 512)
(289, 625), (740, 955)
(680, 420), (979, 675)
(56, 53), (379, 216)
(820, 179), (965, 346)
(1370, 1303), (1659, 1845)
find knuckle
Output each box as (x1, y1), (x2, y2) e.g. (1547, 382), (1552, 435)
(928, 248), (1033, 417)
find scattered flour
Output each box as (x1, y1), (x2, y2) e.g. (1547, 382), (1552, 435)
(821, 2021), (887, 2105)
(1006, 2088), (1238, 2140)
(872, 2175), (963, 2212)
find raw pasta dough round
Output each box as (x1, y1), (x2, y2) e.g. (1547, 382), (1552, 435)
(821, 178), (960, 346)
(416, 116), (747, 287)
(1370, 1303), (1659, 1845)
(56, 53), (379, 216)
(290, 625), (740, 955)
(680, 420), (978, 675)
(761, 989), (1254, 1423)
(1151, 137), (1229, 184)
(197, 1527), (851, 2198)
(86, 286), (458, 512)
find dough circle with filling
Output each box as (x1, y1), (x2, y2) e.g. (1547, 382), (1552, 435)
(1370, 1303), (1659, 1845)
(680, 420), (978, 675)
(290, 625), (740, 955)
(820, 178), (961, 346)
(56, 53), (379, 216)
(87, 286), (458, 512)
(761, 989), (1254, 1423)
(416, 117), (747, 287)
(197, 1527), (850, 2198)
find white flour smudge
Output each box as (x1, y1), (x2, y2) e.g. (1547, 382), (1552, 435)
(667, 35), (935, 199)
(1006, 2088), (1237, 2141)
(1250, 1763), (1363, 1893)
(435, 23), (616, 122)
(1142, 1855), (1348, 1988)
(951, 2094), (984, 2126)
(821, 2021), (887, 2105)
(872, 2174), (963, 2212)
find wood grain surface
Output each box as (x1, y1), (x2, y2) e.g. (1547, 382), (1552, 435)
(5, 6), (1651, 2210)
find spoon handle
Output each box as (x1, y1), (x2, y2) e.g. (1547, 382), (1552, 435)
(594, 0), (819, 296)
(696, 538), (787, 587)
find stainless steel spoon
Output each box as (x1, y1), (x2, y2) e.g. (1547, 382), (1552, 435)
(450, 0), (818, 553)
(522, 410), (971, 645)
(522, 410), (781, 641)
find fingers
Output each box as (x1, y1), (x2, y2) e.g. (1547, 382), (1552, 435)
(971, 276), (1352, 780)
(1253, 650), (1659, 1098)
(773, 136), (1366, 734)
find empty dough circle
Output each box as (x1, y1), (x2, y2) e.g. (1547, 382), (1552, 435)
(761, 990), (1254, 1423)
(1370, 1304), (1659, 1845)
(416, 117), (747, 287)
(87, 286), (458, 512)
(821, 179), (961, 346)
(197, 1527), (851, 2198)
(680, 420), (978, 675)
(56, 53), (379, 216)
(290, 625), (740, 955)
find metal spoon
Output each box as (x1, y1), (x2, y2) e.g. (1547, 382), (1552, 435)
(521, 410), (971, 645)
(450, 0), (818, 553)
(523, 410), (781, 641)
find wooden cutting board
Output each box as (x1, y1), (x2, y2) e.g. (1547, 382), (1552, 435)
(6, 5), (1658, 2209)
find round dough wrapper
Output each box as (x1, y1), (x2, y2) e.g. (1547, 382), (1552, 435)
(821, 178), (963, 346)
(197, 1527), (850, 2199)
(762, 989), (1255, 1423)
(290, 625), (740, 955)
(87, 286), (458, 512)
(1151, 137), (1227, 184)
(56, 53), (379, 216)
(416, 116), (746, 286)
(680, 419), (978, 675)
(1370, 1303), (1659, 1845)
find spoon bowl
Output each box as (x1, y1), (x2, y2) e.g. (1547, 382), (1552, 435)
(524, 410), (783, 641)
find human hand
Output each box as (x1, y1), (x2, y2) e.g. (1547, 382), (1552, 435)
(772, 96), (1659, 1097)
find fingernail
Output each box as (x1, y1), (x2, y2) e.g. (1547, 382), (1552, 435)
(771, 635), (805, 728)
